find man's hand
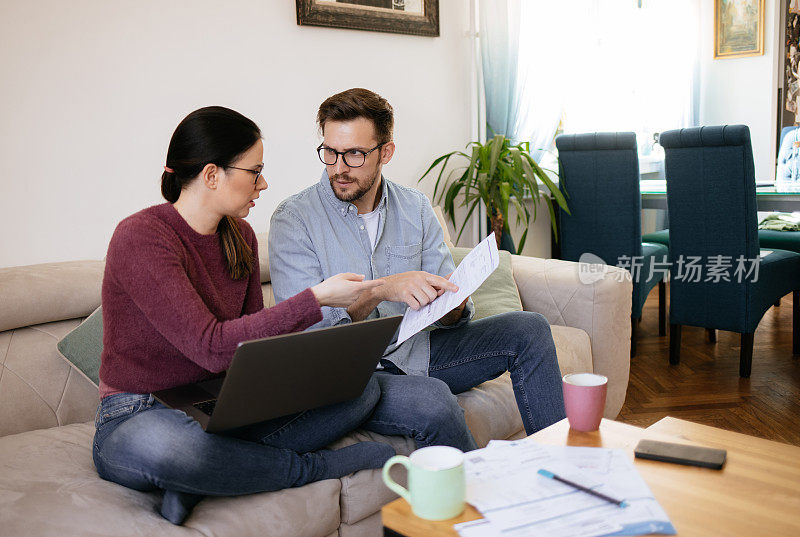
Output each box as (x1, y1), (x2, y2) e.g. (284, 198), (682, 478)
(345, 270), (466, 323)
(377, 271), (459, 310)
(346, 270), (459, 322)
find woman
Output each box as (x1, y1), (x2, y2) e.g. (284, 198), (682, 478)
(93, 106), (393, 525)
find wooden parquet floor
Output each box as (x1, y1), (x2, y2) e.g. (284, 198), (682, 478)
(617, 284), (800, 446)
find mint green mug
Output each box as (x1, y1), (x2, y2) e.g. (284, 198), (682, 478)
(382, 446), (465, 520)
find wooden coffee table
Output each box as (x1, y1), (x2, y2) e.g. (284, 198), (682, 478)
(382, 417), (800, 537)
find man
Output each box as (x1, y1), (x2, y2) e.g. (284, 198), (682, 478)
(269, 88), (565, 449)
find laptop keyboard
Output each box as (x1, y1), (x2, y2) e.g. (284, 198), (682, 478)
(193, 399), (217, 416)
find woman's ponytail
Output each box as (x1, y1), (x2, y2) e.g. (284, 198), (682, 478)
(218, 216), (253, 281)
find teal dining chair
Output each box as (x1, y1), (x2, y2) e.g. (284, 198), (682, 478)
(660, 125), (800, 377)
(556, 132), (668, 358)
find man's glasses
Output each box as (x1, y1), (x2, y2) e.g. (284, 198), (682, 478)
(227, 165), (264, 186)
(317, 142), (386, 168)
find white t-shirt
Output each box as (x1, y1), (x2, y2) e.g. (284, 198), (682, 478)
(358, 208), (381, 251)
(358, 207), (383, 369)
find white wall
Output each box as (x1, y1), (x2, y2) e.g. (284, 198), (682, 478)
(0, 1), (472, 268)
(699, 0), (780, 181)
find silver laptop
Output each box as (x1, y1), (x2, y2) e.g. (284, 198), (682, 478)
(153, 315), (402, 433)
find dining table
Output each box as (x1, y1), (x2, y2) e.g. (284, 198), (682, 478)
(640, 179), (800, 212)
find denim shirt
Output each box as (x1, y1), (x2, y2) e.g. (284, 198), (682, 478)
(268, 170), (474, 376)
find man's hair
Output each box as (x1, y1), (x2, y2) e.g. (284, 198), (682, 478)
(317, 88), (394, 144)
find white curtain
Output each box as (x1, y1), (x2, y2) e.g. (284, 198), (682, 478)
(511, 0), (700, 163)
(514, 2), (575, 161)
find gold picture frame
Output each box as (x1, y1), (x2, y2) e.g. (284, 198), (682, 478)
(296, 0), (439, 37)
(714, 0), (765, 59)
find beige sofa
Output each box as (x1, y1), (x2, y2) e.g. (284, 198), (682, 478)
(0, 228), (632, 537)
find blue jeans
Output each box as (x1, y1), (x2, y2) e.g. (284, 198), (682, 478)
(429, 311), (565, 435)
(362, 371), (479, 452)
(92, 375), (392, 498)
(360, 311), (566, 451)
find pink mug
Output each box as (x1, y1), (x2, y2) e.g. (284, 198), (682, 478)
(562, 373), (607, 432)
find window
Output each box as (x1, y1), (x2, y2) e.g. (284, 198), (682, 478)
(515, 0), (700, 170)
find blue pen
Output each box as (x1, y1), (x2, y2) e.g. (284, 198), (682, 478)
(538, 469), (628, 508)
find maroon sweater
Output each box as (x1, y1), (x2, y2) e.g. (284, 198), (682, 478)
(99, 203), (322, 398)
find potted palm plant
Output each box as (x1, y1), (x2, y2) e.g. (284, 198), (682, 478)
(419, 134), (568, 254)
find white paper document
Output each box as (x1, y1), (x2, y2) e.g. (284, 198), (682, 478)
(395, 232), (499, 345)
(455, 437), (676, 537)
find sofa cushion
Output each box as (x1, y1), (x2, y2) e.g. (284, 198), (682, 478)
(457, 373), (525, 447)
(0, 422), (343, 537)
(255, 232), (271, 283)
(262, 282), (276, 308)
(0, 261), (104, 333)
(0, 320), (99, 437)
(338, 511), (381, 537)
(188, 480), (341, 537)
(433, 206), (455, 248)
(450, 246), (523, 320)
(56, 306), (102, 385)
(328, 430), (416, 525)
(550, 324), (593, 378)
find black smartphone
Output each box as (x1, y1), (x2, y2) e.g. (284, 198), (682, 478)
(634, 439), (726, 469)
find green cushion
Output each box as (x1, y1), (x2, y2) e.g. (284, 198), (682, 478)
(449, 247), (522, 320)
(641, 229), (670, 246)
(640, 228), (800, 255)
(57, 306), (102, 386)
(757, 229), (800, 254)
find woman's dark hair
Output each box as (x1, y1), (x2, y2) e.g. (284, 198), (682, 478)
(161, 106), (261, 280)
(317, 88), (394, 144)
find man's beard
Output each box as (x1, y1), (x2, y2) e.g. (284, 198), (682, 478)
(330, 168), (380, 203)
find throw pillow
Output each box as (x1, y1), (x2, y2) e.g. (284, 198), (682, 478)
(449, 247), (523, 320)
(57, 306), (102, 386)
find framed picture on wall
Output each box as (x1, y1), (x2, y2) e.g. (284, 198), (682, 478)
(296, 0), (439, 37)
(714, 0), (765, 59)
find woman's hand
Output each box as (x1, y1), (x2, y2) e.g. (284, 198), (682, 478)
(311, 273), (385, 308)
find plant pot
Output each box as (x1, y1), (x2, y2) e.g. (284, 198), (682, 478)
(487, 217), (516, 253)
(498, 231), (516, 253)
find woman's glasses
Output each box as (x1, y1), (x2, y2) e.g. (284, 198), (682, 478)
(226, 166), (264, 185)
